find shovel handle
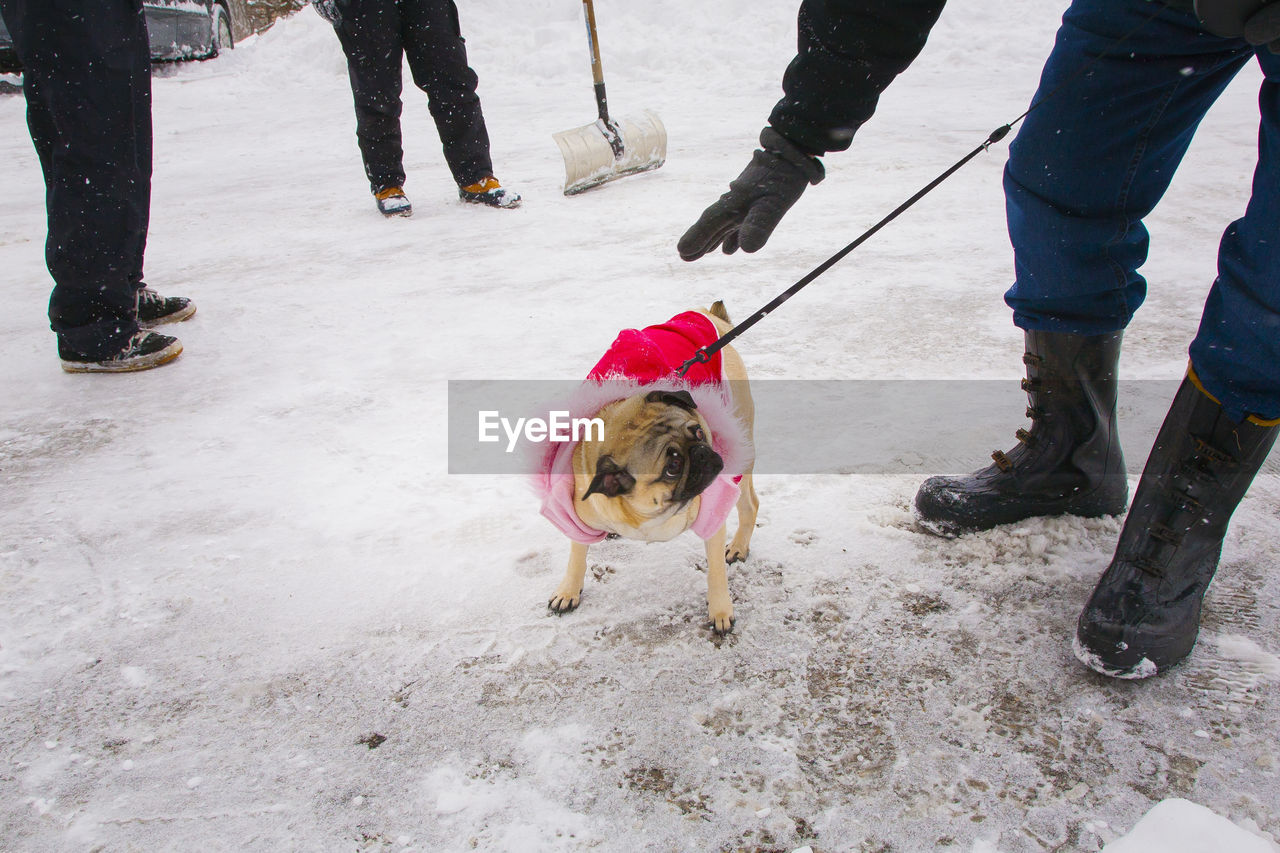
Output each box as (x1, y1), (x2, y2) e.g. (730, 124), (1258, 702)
(581, 0), (610, 124)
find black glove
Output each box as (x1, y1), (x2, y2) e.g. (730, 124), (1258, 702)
(678, 127), (825, 261)
(1195, 0), (1280, 52)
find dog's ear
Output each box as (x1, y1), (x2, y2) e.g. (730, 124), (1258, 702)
(645, 389), (697, 411)
(582, 455), (635, 500)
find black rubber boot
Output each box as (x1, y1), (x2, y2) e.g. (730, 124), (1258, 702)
(1074, 374), (1279, 679)
(914, 330), (1129, 537)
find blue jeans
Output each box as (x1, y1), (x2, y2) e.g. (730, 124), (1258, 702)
(1004, 0), (1280, 421)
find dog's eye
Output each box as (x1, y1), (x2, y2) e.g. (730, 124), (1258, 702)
(688, 425), (705, 442)
(663, 448), (684, 479)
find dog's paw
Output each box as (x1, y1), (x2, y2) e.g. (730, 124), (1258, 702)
(708, 607), (735, 635)
(725, 543), (750, 564)
(548, 588), (582, 614)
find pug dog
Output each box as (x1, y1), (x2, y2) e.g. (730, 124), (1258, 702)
(535, 302), (757, 634)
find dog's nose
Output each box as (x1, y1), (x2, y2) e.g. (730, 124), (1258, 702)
(688, 443), (724, 477)
(674, 443), (725, 502)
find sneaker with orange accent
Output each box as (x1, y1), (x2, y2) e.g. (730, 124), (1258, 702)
(374, 186), (412, 217)
(459, 176), (521, 209)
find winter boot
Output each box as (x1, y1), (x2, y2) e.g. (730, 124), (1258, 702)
(1074, 373), (1279, 679)
(59, 330), (183, 373)
(374, 186), (412, 217)
(459, 176), (521, 209)
(914, 330), (1128, 537)
(136, 286), (196, 327)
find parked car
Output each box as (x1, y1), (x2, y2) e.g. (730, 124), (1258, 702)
(146, 0), (250, 62)
(0, 0), (250, 74)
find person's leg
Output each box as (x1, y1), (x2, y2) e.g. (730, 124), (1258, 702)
(1075, 48), (1280, 679)
(1189, 50), (1280, 422)
(1074, 372), (1278, 678)
(1004, 0), (1253, 334)
(333, 0), (408, 193)
(128, 54), (152, 291)
(2, 0), (152, 359)
(914, 0), (1258, 536)
(399, 0), (493, 186)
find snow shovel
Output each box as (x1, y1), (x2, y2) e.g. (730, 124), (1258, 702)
(553, 0), (666, 195)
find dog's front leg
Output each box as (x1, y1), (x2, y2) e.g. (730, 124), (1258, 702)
(704, 525), (735, 634)
(549, 541), (589, 614)
(726, 469), (758, 563)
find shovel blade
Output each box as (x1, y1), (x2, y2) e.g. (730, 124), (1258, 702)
(553, 110), (667, 195)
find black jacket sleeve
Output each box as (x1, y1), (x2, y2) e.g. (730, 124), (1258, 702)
(767, 0), (950, 156)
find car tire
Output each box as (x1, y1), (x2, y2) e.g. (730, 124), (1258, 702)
(208, 3), (233, 58)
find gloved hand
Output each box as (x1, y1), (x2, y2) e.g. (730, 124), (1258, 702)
(312, 0), (341, 27)
(1195, 0), (1280, 52)
(677, 127), (825, 261)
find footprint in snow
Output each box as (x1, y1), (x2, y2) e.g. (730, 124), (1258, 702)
(789, 529), (818, 546)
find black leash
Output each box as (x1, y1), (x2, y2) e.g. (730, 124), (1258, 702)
(677, 2), (1171, 376)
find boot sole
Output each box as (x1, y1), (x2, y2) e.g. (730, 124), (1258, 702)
(459, 194), (521, 209)
(913, 483), (1128, 538)
(913, 502), (1126, 539)
(61, 341), (183, 373)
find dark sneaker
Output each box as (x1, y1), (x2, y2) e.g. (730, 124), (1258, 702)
(136, 286), (196, 327)
(459, 176), (521, 209)
(374, 186), (412, 217)
(59, 330), (183, 373)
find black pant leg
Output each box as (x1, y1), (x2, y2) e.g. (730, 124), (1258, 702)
(399, 0), (493, 186)
(1, 0), (150, 357)
(334, 0), (407, 192)
(129, 60), (152, 288)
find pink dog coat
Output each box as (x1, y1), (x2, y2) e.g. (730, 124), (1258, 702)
(536, 311), (751, 544)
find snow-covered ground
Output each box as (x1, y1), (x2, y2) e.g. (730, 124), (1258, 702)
(2, 1), (1278, 850)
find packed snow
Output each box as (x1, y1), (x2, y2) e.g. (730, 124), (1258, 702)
(2, 1), (1278, 851)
